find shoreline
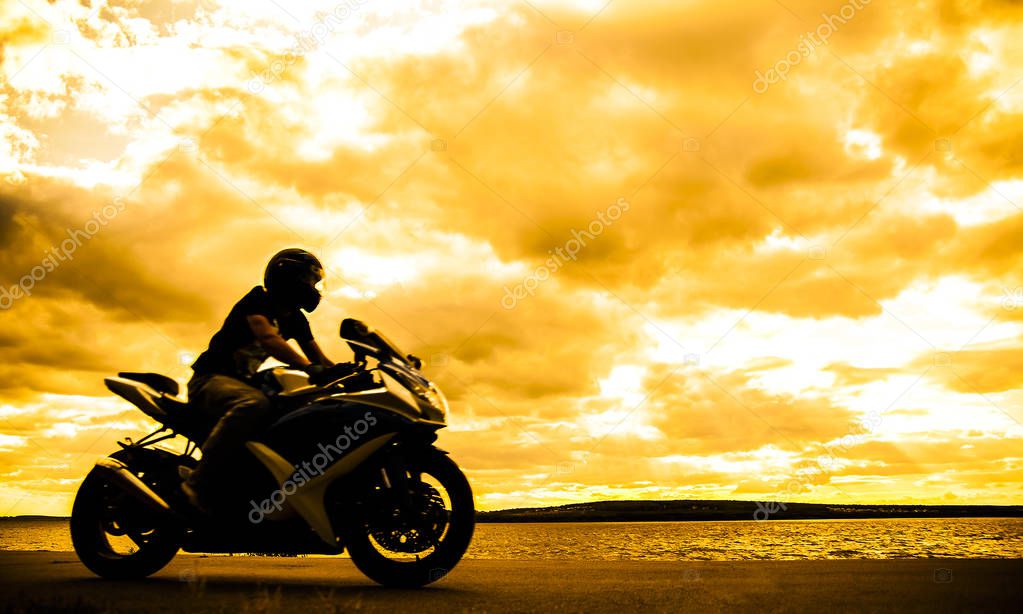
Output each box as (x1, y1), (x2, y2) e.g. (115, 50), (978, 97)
(6, 514), (1023, 523)
(3, 548), (1022, 559)
(477, 514), (1023, 523)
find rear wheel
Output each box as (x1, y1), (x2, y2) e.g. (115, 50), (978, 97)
(70, 451), (183, 579)
(342, 449), (475, 587)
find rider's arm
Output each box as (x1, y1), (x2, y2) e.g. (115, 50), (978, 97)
(246, 315), (311, 368)
(298, 338), (334, 367)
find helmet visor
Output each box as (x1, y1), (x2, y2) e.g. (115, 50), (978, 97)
(300, 266), (324, 286)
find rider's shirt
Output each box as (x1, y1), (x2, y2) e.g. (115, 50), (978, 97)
(192, 286), (313, 382)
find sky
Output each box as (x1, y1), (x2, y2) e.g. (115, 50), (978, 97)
(1, 0), (1022, 516)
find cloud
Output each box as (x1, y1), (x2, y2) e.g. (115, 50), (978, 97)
(0, 0), (1022, 512)
(923, 343), (1023, 394)
(0, 177), (211, 320)
(825, 362), (899, 387)
(644, 365), (863, 454)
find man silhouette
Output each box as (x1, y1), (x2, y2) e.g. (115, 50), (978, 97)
(182, 248), (333, 509)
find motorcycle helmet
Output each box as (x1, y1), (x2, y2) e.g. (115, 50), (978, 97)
(264, 248), (324, 312)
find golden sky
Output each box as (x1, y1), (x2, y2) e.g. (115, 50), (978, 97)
(1, 0), (1022, 515)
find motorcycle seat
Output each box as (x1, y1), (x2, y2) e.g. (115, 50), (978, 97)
(105, 375), (210, 442)
(155, 394), (190, 414)
(118, 372), (180, 396)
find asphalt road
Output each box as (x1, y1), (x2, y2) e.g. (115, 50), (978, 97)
(0, 552), (1020, 613)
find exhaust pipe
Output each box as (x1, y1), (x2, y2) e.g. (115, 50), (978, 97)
(93, 457), (179, 521)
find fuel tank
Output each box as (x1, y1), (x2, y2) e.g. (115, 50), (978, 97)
(261, 399), (427, 469)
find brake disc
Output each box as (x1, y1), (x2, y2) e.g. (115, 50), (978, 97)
(369, 483), (448, 553)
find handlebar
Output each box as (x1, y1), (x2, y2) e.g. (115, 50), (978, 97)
(307, 361), (362, 387)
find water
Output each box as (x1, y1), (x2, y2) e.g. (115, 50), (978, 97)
(2, 518), (1020, 559)
(467, 519), (1023, 560)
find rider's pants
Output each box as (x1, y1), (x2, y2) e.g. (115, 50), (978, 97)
(186, 374), (272, 501)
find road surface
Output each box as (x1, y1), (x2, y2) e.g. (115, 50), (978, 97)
(0, 552), (1019, 612)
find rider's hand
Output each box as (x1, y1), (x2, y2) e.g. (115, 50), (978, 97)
(304, 362), (360, 386)
(302, 363), (327, 383)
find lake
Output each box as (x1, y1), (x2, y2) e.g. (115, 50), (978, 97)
(1, 517), (1020, 559)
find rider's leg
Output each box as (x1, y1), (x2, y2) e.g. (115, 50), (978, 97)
(185, 374), (272, 503)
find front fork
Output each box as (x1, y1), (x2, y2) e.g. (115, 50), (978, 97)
(374, 441), (449, 522)
(379, 453), (422, 513)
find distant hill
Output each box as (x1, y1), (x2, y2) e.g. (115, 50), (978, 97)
(4, 500), (1022, 524)
(476, 499), (1023, 522)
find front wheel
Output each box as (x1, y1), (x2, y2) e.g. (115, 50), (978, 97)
(342, 449), (475, 587)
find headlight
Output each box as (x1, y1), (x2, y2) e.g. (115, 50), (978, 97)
(422, 383), (449, 417)
(380, 363), (448, 422)
(410, 380), (447, 421)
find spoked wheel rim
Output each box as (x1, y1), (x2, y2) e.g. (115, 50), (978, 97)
(365, 471), (455, 562)
(70, 453), (182, 579)
(91, 479), (170, 560)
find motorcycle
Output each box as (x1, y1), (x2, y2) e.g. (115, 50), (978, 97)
(70, 318), (475, 587)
